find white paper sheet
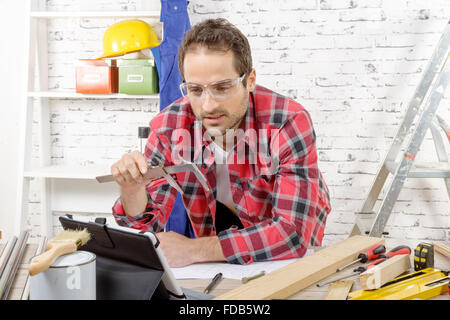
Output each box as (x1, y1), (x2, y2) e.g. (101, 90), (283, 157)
(171, 249), (314, 280)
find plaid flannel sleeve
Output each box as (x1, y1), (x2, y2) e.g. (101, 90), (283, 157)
(218, 110), (330, 264)
(112, 127), (178, 232)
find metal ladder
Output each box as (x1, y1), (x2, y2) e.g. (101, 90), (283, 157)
(350, 20), (450, 238)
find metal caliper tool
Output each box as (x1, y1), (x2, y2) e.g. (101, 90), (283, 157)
(95, 158), (210, 194)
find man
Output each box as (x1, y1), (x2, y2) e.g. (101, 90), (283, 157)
(111, 18), (331, 267)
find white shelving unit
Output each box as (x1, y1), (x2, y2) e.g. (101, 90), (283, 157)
(30, 11), (160, 18)
(16, 0), (161, 238)
(23, 164), (112, 180)
(28, 91), (160, 99)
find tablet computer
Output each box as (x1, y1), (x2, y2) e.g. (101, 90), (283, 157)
(59, 215), (186, 300)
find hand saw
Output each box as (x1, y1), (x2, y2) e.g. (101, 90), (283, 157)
(95, 159), (210, 195)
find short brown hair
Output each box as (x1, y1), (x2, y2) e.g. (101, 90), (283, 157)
(178, 18), (252, 85)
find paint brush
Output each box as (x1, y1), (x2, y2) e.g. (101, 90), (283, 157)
(28, 229), (91, 276)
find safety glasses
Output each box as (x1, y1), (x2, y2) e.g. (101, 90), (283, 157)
(179, 74), (246, 101)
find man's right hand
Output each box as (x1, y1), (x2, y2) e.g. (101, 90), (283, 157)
(111, 150), (155, 217)
(111, 150), (153, 189)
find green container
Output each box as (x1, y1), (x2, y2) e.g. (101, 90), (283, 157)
(118, 59), (159, 94)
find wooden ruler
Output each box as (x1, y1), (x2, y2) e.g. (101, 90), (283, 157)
(214, 235), (384, 300)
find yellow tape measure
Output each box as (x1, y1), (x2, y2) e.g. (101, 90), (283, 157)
(414, 242), (434, 271)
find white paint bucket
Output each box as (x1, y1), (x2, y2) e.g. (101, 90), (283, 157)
(30, 250), (96, 300)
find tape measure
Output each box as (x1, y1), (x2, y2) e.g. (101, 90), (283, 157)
(414, 242), (434, 271)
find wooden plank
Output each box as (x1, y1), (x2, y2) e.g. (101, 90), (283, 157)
(433, 242), (450, 259)
(359, 254), (411, 290)
(324, 280), (353, 300)
(214, 235), (384, 300)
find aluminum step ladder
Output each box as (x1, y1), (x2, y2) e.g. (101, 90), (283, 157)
(350, 20), (450, 238)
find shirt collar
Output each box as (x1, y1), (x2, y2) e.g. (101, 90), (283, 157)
(190, 91), (260, 164)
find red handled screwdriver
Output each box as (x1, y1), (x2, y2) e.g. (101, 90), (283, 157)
(379, 245), (411, 259)
(336, 244), (386, 272)
(317, 258), (386, 287)
(352, 257), (387, 274)
(318, 245), (410, 287)
(353, 245), (411, 273)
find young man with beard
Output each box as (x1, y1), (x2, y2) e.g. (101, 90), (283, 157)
(111, 18), (331, 267)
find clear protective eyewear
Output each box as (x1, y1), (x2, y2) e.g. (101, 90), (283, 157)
(179, 74), (246, 101)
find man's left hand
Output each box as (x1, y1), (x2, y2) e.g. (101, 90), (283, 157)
(156, 231), (226, 267)
(157, 231), (196, 267)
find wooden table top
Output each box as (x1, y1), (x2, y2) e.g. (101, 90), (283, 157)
(2, 242), (449, 300)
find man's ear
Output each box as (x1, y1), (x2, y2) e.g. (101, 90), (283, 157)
(246, 69), (256, 92)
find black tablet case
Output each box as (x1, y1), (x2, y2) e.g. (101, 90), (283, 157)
(59, 215), (177, 300)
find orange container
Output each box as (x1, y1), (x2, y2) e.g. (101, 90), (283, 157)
(75, 59), (118, 94)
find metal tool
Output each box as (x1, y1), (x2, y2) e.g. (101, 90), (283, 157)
(353, 245), (411, 273)
(318, 245), (411, 287)
(96, 158), (210, 194)
(317, 258), (386, 287)
(0, 231), (29, 300)
(350, 20), (450, 237)
(414, 242), (434, 271)
(0, 236), (17, 280)
(337, 244), (386, 272)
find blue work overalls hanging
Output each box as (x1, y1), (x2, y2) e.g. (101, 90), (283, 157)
(151, 0), (195, 238)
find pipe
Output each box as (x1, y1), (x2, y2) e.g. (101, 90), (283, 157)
(0, 231), (29, 300)
(0, 236), (17, 280)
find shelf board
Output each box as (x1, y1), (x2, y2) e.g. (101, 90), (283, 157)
(28, 91), (160, 100)
(30, 11), (160, 18)
(24, 164), (111, 180)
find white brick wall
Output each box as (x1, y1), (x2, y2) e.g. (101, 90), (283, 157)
(27, 0), (449, 248)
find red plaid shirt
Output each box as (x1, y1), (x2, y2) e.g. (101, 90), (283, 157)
(112, 85), (331, 264)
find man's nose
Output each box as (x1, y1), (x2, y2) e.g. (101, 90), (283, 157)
(201, 90), (219, 114)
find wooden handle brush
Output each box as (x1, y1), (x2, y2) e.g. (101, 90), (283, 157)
(28, 229), (91, 276)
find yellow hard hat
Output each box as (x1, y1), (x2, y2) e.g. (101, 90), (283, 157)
(97, 19), (160, 59)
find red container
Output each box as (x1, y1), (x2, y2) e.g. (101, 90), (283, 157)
(75, 59), (118, 94)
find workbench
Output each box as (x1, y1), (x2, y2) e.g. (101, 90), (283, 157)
(2, 242), (449, 300)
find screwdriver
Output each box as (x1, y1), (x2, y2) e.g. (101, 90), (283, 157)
(352, 257), (387, 274)
(336, 244), (386, 272)
(318, 245), (410, 287)
(352, 246), (411, 273)
(379, 245), (411, 259)
(317, 258), (386, 287)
